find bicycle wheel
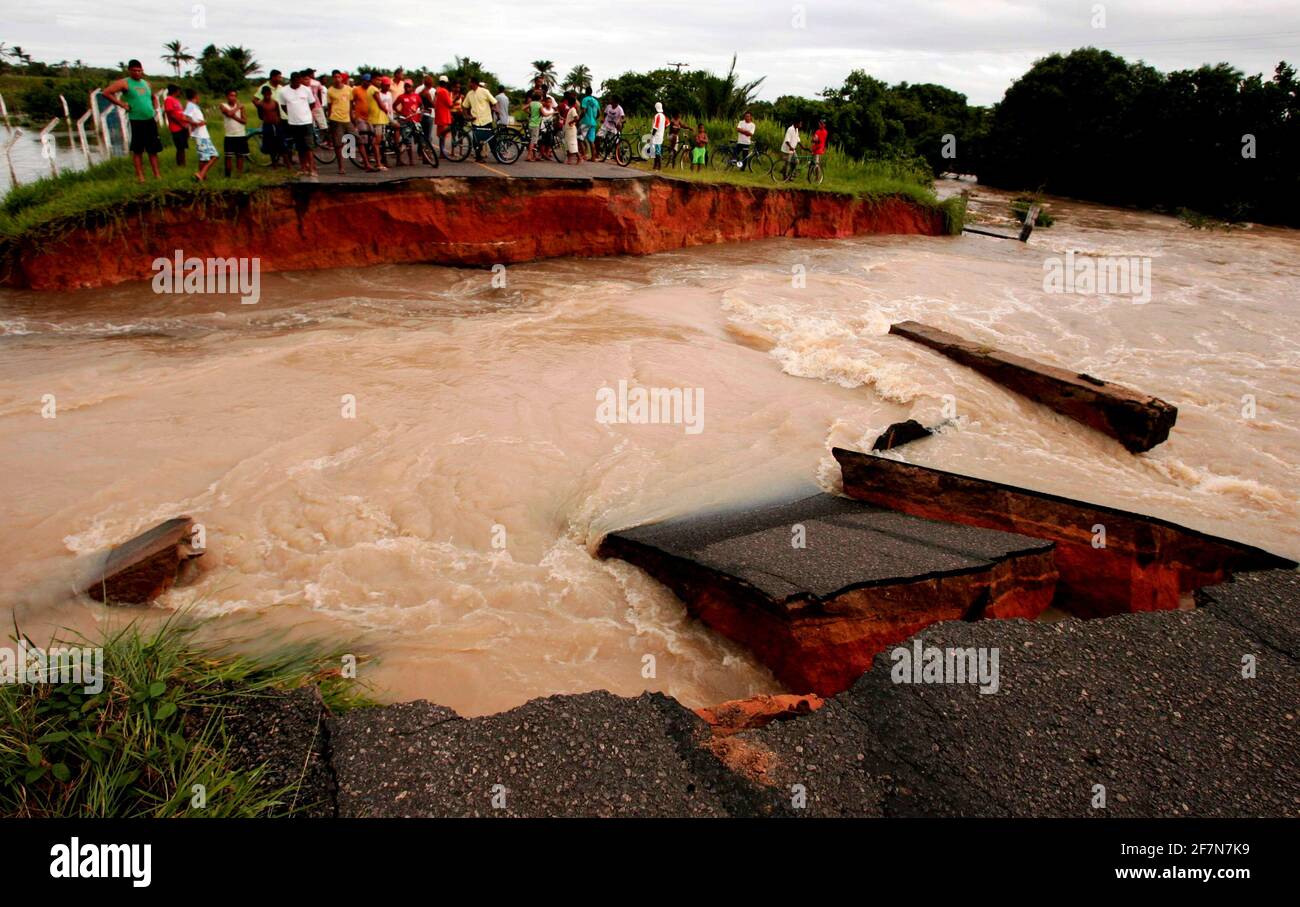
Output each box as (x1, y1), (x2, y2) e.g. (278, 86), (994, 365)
(418, 136), (439, 167)
(748, 151), (774, 176)
(349, 136), (371, 169)
(550, 133), (566, 163)
(491, 132), (522, 164)
(245, 129), (271, 167)
(614, 138), (632, 167)
(808, 161), (824, 185)
(444, 128), (472, 162)
(674, 146), (691, 170)
(312, 132), (337, 166)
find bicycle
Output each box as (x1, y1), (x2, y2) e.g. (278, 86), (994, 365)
(772, 150), (824, 185)
(592, 128), (632, 167)
(529, 119), (564, 162)
(244, 125), (292, 168)
(444, 122), (522, 165)
(311, 123), (337, 166)
(673, 143), (710, 170)
(348, 117), (438, 169)
(712, 140), (774, 175)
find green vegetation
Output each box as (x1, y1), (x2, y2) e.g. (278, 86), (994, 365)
(606, 67), (981, 177)
(1011, 195), (1054, 227)
(0, 85), (289, 250)
(0, 152), (287, 247)
(1176, 208), (1245, 231)
(5, 42), (1298, 226)
(980, 49), (1299, 226)
(625, 116), (963, 233)
(0, 616), (368, 817)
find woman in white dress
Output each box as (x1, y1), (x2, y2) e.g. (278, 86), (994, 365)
(563, 91), (581, 165)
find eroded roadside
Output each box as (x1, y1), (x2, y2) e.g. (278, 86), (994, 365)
(225, 568), (1298, 818)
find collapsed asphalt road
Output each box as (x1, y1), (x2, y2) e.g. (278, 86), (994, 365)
(225, 569), (1298, 818)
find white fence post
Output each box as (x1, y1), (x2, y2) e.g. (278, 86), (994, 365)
(76, 107), (94, 162)
(116, 107), (130, 152)
(89, 88), (107, 157)
(39, 117), (61, 177)
(3, 128), (22, 186)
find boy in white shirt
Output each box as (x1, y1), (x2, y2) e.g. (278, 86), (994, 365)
(183, 88), (219, 181)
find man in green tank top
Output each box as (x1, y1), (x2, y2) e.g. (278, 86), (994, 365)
(103, 60), (163, 182)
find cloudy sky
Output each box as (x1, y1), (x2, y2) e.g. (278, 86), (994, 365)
(8, 0), (1299, 105)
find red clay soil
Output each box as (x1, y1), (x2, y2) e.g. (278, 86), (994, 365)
(5, 176), (949, 291)
(695, 693), (826, 736)
(685, 548), (1058, 696)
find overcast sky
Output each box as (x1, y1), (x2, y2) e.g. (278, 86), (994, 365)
(8, 0), (1299, 105)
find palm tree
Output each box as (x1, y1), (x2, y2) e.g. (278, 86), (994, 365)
(444, 55), (497, 87)
(696, 54), (765, 120)
(531, 60), (557, 89)
(161, 40), (195, 78)
(222, 45), (262, 77)
(563, 64), (593, 94)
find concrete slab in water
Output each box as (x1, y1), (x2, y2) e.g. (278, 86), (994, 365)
(608, 493), (1053, 603)
(598, 494), (1058, 694)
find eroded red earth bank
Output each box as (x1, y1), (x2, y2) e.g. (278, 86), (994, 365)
(5, 176), (948, 291)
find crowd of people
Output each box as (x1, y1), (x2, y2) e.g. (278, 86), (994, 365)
(104, 59), (829, 182)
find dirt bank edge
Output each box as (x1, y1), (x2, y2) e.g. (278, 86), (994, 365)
(3, 175), (952, 291)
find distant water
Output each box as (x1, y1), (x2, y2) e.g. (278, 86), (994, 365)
(0, 127), (102, 192)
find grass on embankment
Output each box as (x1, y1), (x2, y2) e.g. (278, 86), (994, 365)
(620, 115), (963, 233)
(0, 153), (288, 247)
(1, 90), (287, 247)
(0, 615), (369, 817)
(636, 156), (966, 235)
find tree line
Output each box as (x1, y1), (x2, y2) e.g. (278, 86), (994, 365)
(605, 47), (1297, 226)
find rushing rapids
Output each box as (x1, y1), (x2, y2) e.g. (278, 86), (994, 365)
(0, 181), (1296, 715)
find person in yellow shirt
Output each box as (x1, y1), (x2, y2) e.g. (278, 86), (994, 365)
(364, 74), (392, 170)
(461, 77), (496, 162)
(325, 71), (357, 175)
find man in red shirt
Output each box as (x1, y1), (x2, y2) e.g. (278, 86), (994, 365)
(811, 119), (829, 167)
(433, 75), (454, 157)
(163, 84), (189, 166)
(393, 80), (422, 167)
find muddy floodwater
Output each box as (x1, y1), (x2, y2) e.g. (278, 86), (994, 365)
(1, 181), (1297, 715)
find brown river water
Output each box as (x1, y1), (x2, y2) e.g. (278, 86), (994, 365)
(1, 181), (1297, 715)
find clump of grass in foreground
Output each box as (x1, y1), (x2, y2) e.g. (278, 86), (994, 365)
(0, 153), (288, 243)
(0, 615), (370, 818)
